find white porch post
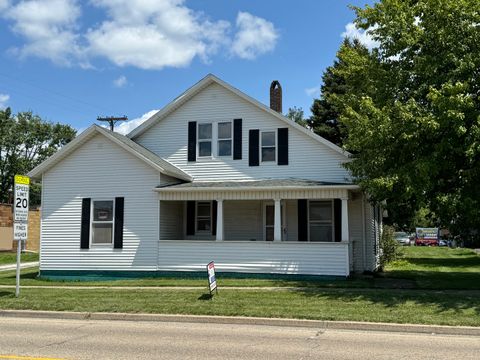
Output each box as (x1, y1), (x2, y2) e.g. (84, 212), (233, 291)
(341, 197), (349, 242)
(216, 199), (224, 241)
(274, 198), (282, 242)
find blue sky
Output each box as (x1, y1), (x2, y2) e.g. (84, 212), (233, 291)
(0, 0), (374, 134)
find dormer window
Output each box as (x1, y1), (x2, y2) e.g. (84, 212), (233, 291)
(198, 123), (212, 157)
(261, 131), (276, 162)
(218, 122), (232, 156)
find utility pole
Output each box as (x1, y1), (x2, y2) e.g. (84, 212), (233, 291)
(97, 116), (128, 131)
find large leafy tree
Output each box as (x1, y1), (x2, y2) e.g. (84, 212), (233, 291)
(309, 39), (369, 146)
(0, 108), (76, 205)
(336, 0), (480, 241)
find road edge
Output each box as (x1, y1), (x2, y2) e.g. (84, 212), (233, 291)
(0, 309), (479, 336)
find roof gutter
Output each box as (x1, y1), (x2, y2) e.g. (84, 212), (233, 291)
(154, 184), (361, 192)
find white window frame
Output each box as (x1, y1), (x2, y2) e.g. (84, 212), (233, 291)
(217, 121), (232, 157)
(196, 201), (212, 234)
(307, 199), (334, 242)
(197, 123), (213, 158)
(90, 199), (115, 247)
(260, 130), (277, 162)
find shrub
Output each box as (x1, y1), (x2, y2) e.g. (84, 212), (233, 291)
(379, 225), (401, 271)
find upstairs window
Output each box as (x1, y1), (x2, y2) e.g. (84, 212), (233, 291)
(198, 123), (212, 157)
(91, 200), (114, 245)
(261, 131), (276, 162)
(218, 122), (232, 156)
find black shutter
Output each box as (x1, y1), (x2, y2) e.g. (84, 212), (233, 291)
(188, 121), (197, 162)
(278, 128), (288, 165)
(233, 119), (242, 160)
(211, 200), (217, 236)
(80, 198), (91, 249)
(298, 199), (308, 241)
(334, 199), (342, 242)
(249, 129), (259, 166)
(186, 201), (196, 235)
(114, 197), (124, 249)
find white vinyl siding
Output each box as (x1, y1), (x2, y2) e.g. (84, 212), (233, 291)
(135, 83), (350, 182)
(40, 134), (160, 271)
(157, 241), (349, 276)
(159, 201), (183, 240)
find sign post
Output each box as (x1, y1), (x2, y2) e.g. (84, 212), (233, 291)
(13, 174), (30, 298)
(206, 261), (217, 295)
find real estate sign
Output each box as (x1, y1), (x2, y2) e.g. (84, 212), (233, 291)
(206, 261), (217, 294)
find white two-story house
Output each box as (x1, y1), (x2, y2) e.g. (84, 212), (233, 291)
(29, 74), (381, 279)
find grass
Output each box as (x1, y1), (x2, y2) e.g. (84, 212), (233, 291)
(384, 247), (480, 289)
(0, 247), (478, 326)
(0, 251), (38, 265)
(0, 286), (478, 326)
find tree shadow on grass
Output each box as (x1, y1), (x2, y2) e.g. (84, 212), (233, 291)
(0, 291), (14, 297)
(405, 256), (480, 269)
(291, 286), (480, 320)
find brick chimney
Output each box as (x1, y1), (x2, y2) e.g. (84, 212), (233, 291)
(270, 80), (282, 113)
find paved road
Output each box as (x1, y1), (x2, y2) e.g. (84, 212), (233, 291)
(0, 317), (478, 360)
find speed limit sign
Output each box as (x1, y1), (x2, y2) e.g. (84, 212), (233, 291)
(14, 174), (30, 223)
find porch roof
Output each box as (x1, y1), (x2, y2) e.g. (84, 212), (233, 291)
(157, 179), (358, 191)
(155, 179), (359, 200)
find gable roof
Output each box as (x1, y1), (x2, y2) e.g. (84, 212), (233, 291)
(28, 124), (192, 181)
(127, 74), (350, 158)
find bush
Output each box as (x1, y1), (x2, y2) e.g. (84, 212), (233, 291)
(379, 225), (401, 271)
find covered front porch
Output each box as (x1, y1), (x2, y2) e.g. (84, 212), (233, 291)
(156, 180), (361, 276)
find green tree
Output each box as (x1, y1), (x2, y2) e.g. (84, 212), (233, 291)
(0, 108), (76, 205)
(335, 0), (480, 242)
(285, 106), (308, 128)
(309, 38), (369, 146)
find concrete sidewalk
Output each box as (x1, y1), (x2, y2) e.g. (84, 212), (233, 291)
(0, 261), (39, 272)
(0, 309), (479, 337)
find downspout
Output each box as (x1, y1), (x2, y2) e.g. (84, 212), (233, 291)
(362, 193), (367, 272)
(39, 174), (44, 276)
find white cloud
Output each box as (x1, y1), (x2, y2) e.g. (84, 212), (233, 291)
(231, 12), (278, 60)
(0, 93), (10, 109)
(114, 109), (159, 135)
(0, 0), (10, 11)
(305, 86), (319, 98)
(113, 75), (128, 88)
(4, 0), (84, 65)
(341, 22), (379, 49)
(86, 0), (230, 69)
(1, 1), (279, 69)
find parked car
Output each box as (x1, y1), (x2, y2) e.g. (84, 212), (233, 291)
(394, 232), (411, 246)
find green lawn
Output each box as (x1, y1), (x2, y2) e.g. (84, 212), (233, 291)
(384, 247), (480, 289)
(0, 251), (39, 265)
(0, 247), (478, 326)
(0, 287), (478, 326)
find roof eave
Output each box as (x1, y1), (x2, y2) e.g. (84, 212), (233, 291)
(154, 184), (360, 192)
